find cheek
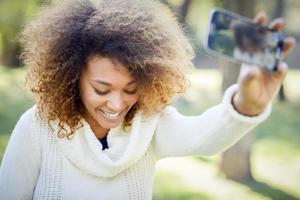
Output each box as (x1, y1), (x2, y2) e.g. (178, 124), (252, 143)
(81, 90), (105, 108)
(127, 95), (139, 106)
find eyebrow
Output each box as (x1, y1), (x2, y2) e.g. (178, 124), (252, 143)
(91, 80), (136, 86)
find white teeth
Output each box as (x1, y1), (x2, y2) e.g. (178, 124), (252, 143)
(100, 110), (121, 119)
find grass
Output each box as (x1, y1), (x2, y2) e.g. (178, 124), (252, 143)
(1, 66), (300, 200)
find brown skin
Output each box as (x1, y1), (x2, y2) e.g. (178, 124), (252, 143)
(79, 56), (139, 139)
(233, 12), (296, 116)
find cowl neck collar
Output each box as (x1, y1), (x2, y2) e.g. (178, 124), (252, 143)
(54, 111), (160, 178)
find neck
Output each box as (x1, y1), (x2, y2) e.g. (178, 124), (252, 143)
(84, 113), (109, 139)
(91, 124), (109, 139)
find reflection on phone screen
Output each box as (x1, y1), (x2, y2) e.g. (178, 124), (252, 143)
(208, 11), (281, 70)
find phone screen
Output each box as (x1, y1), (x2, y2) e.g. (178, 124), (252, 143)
(206, 9), (283, 70)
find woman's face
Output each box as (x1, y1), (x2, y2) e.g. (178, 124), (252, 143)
(79, 56), (139, 129)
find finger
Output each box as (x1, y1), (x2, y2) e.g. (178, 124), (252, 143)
(253, 11), (267, 25)
(281, 37), (296, 58)
(275, 62), (288, 85)
(277, 62), (288, 75)
(239, 64), (261, 84)
(264, 62), (288, 80)
(269, 18), (284, 31)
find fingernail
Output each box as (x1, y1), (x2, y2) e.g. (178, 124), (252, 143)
(279, 62), (288, 72)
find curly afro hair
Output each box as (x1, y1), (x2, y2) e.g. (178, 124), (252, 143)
(20, 0), (195, 139)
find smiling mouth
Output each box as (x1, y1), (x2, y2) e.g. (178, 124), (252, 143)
(99, 109), (122, 120)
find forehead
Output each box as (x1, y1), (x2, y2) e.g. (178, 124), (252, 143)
(84, 56), (134, 84)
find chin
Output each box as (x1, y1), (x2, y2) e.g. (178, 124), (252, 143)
(102, 122), (122, 129)
(95, 117), (124, 129)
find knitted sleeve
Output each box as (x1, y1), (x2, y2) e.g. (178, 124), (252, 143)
(0, 106), (41, 199)
(153, 84), (272, 159)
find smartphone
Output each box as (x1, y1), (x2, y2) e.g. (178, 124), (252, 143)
(203, 8), (284, 71)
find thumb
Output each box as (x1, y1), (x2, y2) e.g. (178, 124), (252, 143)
(239, 64), (261, 86)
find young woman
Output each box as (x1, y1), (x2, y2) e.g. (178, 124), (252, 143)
(0, 0), (295, 199)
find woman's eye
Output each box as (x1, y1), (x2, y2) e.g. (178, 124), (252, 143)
(124, 89), (138, 95)
(94, 89), (109, 95)
(93, 88), (137, 95)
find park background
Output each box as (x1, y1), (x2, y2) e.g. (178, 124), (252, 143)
(0, 0), (299, 199)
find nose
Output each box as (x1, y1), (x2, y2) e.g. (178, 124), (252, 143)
(106, 93), (124, 111)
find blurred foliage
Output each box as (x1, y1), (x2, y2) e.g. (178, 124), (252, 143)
(0, 66), (33, 136)
(0, 0), (41, 66)
(0, 0), (299, 67)
(0, 0), (39, 36)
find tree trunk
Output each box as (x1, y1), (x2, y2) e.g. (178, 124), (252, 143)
(160, 0), (193, 25)
(220, 133), (254, 182)
(219, 0), (256, 182)
(0, 38), (21, 67)
(178, 0), (192, 24)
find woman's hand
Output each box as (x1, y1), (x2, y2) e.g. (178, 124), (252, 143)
(233, 12), (296, 116)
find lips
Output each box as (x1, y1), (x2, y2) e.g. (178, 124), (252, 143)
(98, 109), (122, 120)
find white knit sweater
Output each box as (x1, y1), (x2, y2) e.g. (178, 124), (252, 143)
(0, 85), (271, 200)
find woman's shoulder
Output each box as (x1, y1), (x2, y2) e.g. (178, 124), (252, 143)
(17, 105), (48, 129)
(10, 105), (42, 141)
(14, 105), (57, 142)
(140, 105), (180, 127)
(141, 105), (178, 121)
(159, 105), (179, 119)
(19, 105), (39, 122)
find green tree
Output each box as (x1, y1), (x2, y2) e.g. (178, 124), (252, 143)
(0, 0), (40, 67)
